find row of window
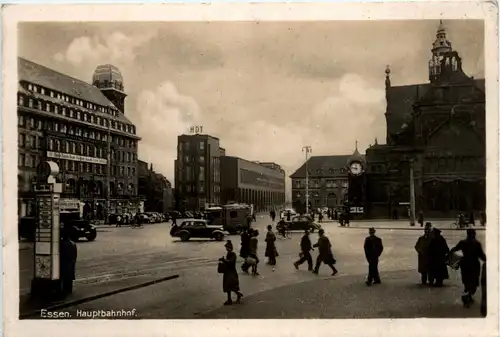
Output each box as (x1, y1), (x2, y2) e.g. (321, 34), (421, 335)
(182, 155), (205, 164)
(19, 94), (136, 135)
(179, 140), (205, 152)
(293, 179), (349, 189)
(311, 167), (348, 175)
(18, 115), (138, 149)
(26, 83), (121, 117)
(177, 166), (205, 183)
(19, 133), (136, 164)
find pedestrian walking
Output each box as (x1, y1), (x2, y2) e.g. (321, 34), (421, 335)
(417, 211), (424, 227)
(449, 228), (486, 308)
(286, 211), (291, 222)
(270, 210), (276, 222)
(364, 227), (383, 286)
(415, 222), (433, 284)
(318, 212), (323, 223)
(59, 226), (78, 297)
(265, 225), (278, 270)
(218, 240), (243, 305)
(240, 229), (251, 273)
(428, 228), (449, 287)
(248, 229), (260, 276)
(312, 229), (338, 276)
(116, 214), (122, 227)
(293, 229), (313, 271)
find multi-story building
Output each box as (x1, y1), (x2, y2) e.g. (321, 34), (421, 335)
(290, 149), (363, 213)
(220, 156), (286, 211)
(17, 58), (141, 218)
(138, 160), (173, 213)
(364, 21), (485, 218)
(174, 134), (223, 211)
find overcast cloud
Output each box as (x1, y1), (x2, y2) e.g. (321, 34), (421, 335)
(18, 20), (484, 198)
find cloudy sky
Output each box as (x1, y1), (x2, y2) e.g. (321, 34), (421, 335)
(18, 20), (484, 194)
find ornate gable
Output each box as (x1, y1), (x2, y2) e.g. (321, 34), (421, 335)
(427, 118), (484, 153)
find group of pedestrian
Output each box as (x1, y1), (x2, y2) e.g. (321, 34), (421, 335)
(293, 229), (338, 276)
(415, 223), (450, 286)
(218, 220), (486, 314)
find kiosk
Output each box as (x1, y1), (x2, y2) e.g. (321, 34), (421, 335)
(30, 161), (63, 298)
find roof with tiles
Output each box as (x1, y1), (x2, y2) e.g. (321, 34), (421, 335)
(18, 57), (133, 125)
(290, 155), (365, 179)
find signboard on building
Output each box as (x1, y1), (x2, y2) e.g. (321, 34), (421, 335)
(350, 206), (364, 214)
(189, 125), (203, 134)
(46, 151), (107, 165)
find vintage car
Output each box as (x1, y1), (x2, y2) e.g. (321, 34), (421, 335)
(64, 220), (97, 242)
(276, 215), (322, 232)
(170, 219), (228, 242)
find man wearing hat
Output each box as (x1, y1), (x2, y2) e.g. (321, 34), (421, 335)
(293, 229), (313, 271)
(415, 222), (433, 285)
(312, 229), (338, 276)
(428, 227), (450, 287)
(364, 227), (383, 286)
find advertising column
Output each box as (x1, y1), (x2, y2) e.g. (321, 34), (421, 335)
(31, 161), (62, 298)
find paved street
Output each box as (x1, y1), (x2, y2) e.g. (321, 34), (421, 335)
(20, 215), (486, 319)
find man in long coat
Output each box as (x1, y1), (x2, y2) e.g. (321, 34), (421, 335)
(60, 228), (78, 296)
(312, 229), (338, 276)
(240, 229), (251, 273)
(428, 228), (450, 286)
(415, 223), (433, 284)
(364, 227), (383, 286)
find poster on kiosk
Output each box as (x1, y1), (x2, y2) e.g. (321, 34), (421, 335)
(31, 161), (62, 297)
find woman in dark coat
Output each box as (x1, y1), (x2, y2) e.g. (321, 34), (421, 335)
(428, 228), (449, 286)
(219, 240), (243, 305)
(449, 228), (486, 307)
(265, 225), (278, 269)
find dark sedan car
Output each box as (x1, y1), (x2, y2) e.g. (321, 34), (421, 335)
(170, 219), (228, 242)
(64, 220), (97, 242)
(276, 215), (321, 232)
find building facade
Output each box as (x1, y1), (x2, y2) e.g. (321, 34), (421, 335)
(290, 152), (362, 213)
(174, 134), (223, 211)
(138, 161), (173, 213)
(364, 21), (485, 218)
(220, 156), (285, 211)
(18, 58), (141, 218)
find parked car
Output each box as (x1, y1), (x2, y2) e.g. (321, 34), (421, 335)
(64, 219), (97, 242)
(277, 215), (321, 232)
(170, 219), (228, 242)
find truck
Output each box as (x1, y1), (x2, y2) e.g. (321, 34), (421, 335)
(205, 203), (252, 234)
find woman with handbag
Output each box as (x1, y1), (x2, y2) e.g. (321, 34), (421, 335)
(218, 240), (243, 305)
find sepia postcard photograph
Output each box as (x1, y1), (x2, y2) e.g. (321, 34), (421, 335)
(2, 2), (499, 337)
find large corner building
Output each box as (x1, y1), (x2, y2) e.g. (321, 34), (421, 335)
(364, 21), (485, 218)
(18, 58), (141, 218)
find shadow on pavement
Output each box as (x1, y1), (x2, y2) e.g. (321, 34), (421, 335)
(200, 270), (483, 319)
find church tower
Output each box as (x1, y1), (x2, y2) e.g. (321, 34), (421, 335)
(92, 64), (127, 114)
(428, 20), (467, 83)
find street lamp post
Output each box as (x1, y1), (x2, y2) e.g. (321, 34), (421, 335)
(302, 146), (312, 215)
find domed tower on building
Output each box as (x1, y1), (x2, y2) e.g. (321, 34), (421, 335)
(428, 20), (467, 83)
(92, 64), (127, 114)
